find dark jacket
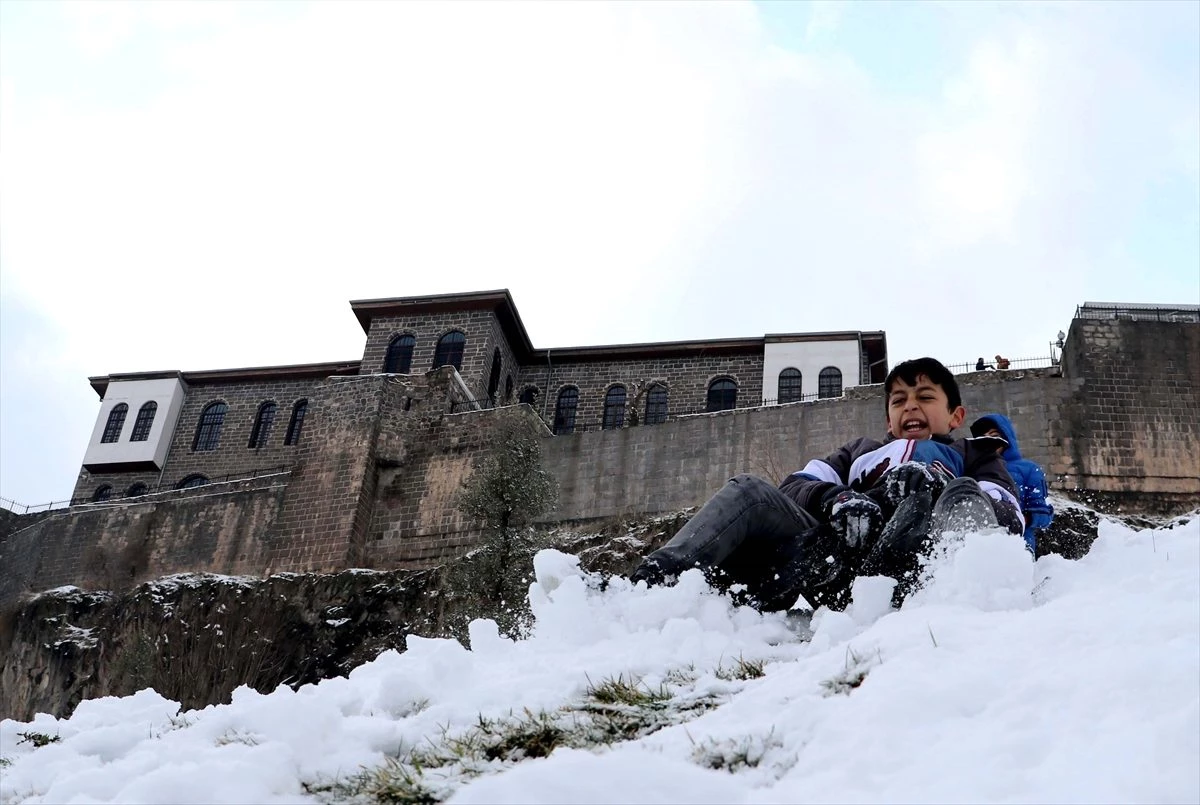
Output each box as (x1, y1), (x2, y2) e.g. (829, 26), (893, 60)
(970, 413), (1054, 552)
(779, 432), (1022, 532)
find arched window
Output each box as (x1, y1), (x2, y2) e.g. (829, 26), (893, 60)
(384, 334), (415, 374)
(129, 401), (158, 442)
(504, 375), (514, 403)
(92, 484), (113, 502)
(553, 387), (579, 435)
(602, 386), (627, 430)
(706, 378), (738, 412)
(101, 404), (128, 443)
(519, 386), (539, 407)
(126, 482), (148, 497)
(192, 402), (227, 452)
(778, 368), (803, 404)
(248, 401), (277, 449)
(645, 384), (668, 425)
(487, 347), (502, 404)
(433, 330), (466, 369)
(818, 367), (843, 399)
(176, 474), (209, 490)
(284, 399), (308, 446)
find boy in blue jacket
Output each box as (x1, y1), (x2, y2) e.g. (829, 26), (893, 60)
(970, 413), (1054, 554)
(631, 357), (1025, 611)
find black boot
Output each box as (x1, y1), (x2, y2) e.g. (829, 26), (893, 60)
(858, 487), (935, 606)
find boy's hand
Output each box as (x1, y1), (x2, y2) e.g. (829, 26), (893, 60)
(824, 490), (883, 549)
(885, 461), (952, 506)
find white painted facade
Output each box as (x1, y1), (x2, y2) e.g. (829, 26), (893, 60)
(761, 339), (861, 404)
(82, 377), (187, 470)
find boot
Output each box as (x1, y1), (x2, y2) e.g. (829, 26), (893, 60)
(930, 477), (1000, 536)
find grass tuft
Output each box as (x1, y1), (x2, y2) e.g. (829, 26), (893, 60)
(16, 731), (61, 748)
(715, 655), (766, 681)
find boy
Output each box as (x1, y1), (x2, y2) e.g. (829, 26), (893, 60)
(631, 358), (1024, 611)
(970, 412), (1054, 555)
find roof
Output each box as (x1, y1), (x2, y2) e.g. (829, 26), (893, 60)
(89, 361), (362, 399)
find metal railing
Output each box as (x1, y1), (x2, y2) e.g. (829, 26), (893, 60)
(0, 465), (290, 515)
(946, 355), (1058, 375)
(1075, 303), (1199, 323)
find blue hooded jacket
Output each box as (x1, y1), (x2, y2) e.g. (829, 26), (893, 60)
(970, 413), (1053, 553)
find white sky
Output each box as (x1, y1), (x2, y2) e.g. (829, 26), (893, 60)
(2, 509), (1198, 803)
(1, 0), (1198, 504)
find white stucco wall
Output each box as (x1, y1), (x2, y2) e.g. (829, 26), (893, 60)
(82, 377), (187, 469)
(762, 339), (860, 403)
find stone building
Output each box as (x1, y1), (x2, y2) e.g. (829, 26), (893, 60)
(73, 289), (887, 503)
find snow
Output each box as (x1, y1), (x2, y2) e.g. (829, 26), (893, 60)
(2, 514), (1198, 804)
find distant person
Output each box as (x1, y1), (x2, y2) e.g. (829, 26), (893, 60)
(971, 413), (1054, 555)
(976, 357), (994, 371)
(995, 354), (1011, 370)
(630, 357), (1024, 611)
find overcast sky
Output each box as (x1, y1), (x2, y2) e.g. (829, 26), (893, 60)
(2, 0), (1197, 505)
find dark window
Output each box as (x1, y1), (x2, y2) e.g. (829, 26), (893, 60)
(818, 367), (843, 399)
(130, 401), (157, 441)
(519, 387), (539, 406)
(504, 375), (514, 403)
(284, 399), (308, 446)
(602, 386), (627, 430)
(645, 384), (668, 425)
(553, 387), (579, 435)
(177, 474), (209, 490)
(778, 369), (803, 404)
(384, 334), (416, 373)
(126, 482), (148, 497)
(248, 402), (277, 449)
(706, 378), (737, 412)
(433, 331), (466, 369)
(101, 404), (128, 443)
(487, 348), (502, 404)
(192, 402), (227, 451)
(92, 484), (113, 502)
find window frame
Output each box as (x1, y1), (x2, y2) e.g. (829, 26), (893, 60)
(101, 404), (129, 443)
(284, 399), (308, 446)
(818, 367), (843, 399)
(706, 378), (738, 413)
(384, 333), (416, 374)
(248, 401), (278, 449)
(129, 401), (158, 442)
(602, 385), (627, 430)
(777, 368), (803, 404)
(553, 386), (580, 435)
(644, 384), (669, 425)
(432, 330), (466, 370)
(192, 402), (228, 452)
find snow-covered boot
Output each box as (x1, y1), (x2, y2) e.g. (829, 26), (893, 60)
(858, 487), (935, 606)
(930, 477), (1000, 536)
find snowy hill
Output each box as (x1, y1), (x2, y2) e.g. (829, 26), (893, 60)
(2, 511), (1197, 804)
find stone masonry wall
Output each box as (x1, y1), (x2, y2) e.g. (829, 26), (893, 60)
(72, 377), (322, 502)
(1056, 317), (1200, 498)
(518, 352), (766, 431)
(0, 475), (288, 606)
(538, 368), (1073, 521)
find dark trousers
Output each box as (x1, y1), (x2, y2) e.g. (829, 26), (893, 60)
(641, 474), (843, 611)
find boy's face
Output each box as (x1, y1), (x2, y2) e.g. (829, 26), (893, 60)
(886, 374), (965, 440)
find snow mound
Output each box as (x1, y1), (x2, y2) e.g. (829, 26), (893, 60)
(2, 515), (1197, 804)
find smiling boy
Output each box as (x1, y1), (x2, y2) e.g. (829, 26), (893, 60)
(631, 357), (1024, 611)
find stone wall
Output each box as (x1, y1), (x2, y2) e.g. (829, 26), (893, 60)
(538, 368), (1074, 521)
(519, 352), (766, 432)
(0, 475), (288, 606)
(72, 376), (322, 502)
(1056, 317), (1200, 501)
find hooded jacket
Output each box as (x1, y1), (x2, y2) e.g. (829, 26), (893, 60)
(778, 432), (1024, 535)
(970, 412), (1054, 552)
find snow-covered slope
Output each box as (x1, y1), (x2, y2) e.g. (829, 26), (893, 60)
(2, 513), (1197, 804)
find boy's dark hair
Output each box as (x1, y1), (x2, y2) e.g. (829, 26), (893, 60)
(883, 357), (962, 410)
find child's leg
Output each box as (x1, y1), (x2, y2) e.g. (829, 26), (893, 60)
(632, 474), (820, 590)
